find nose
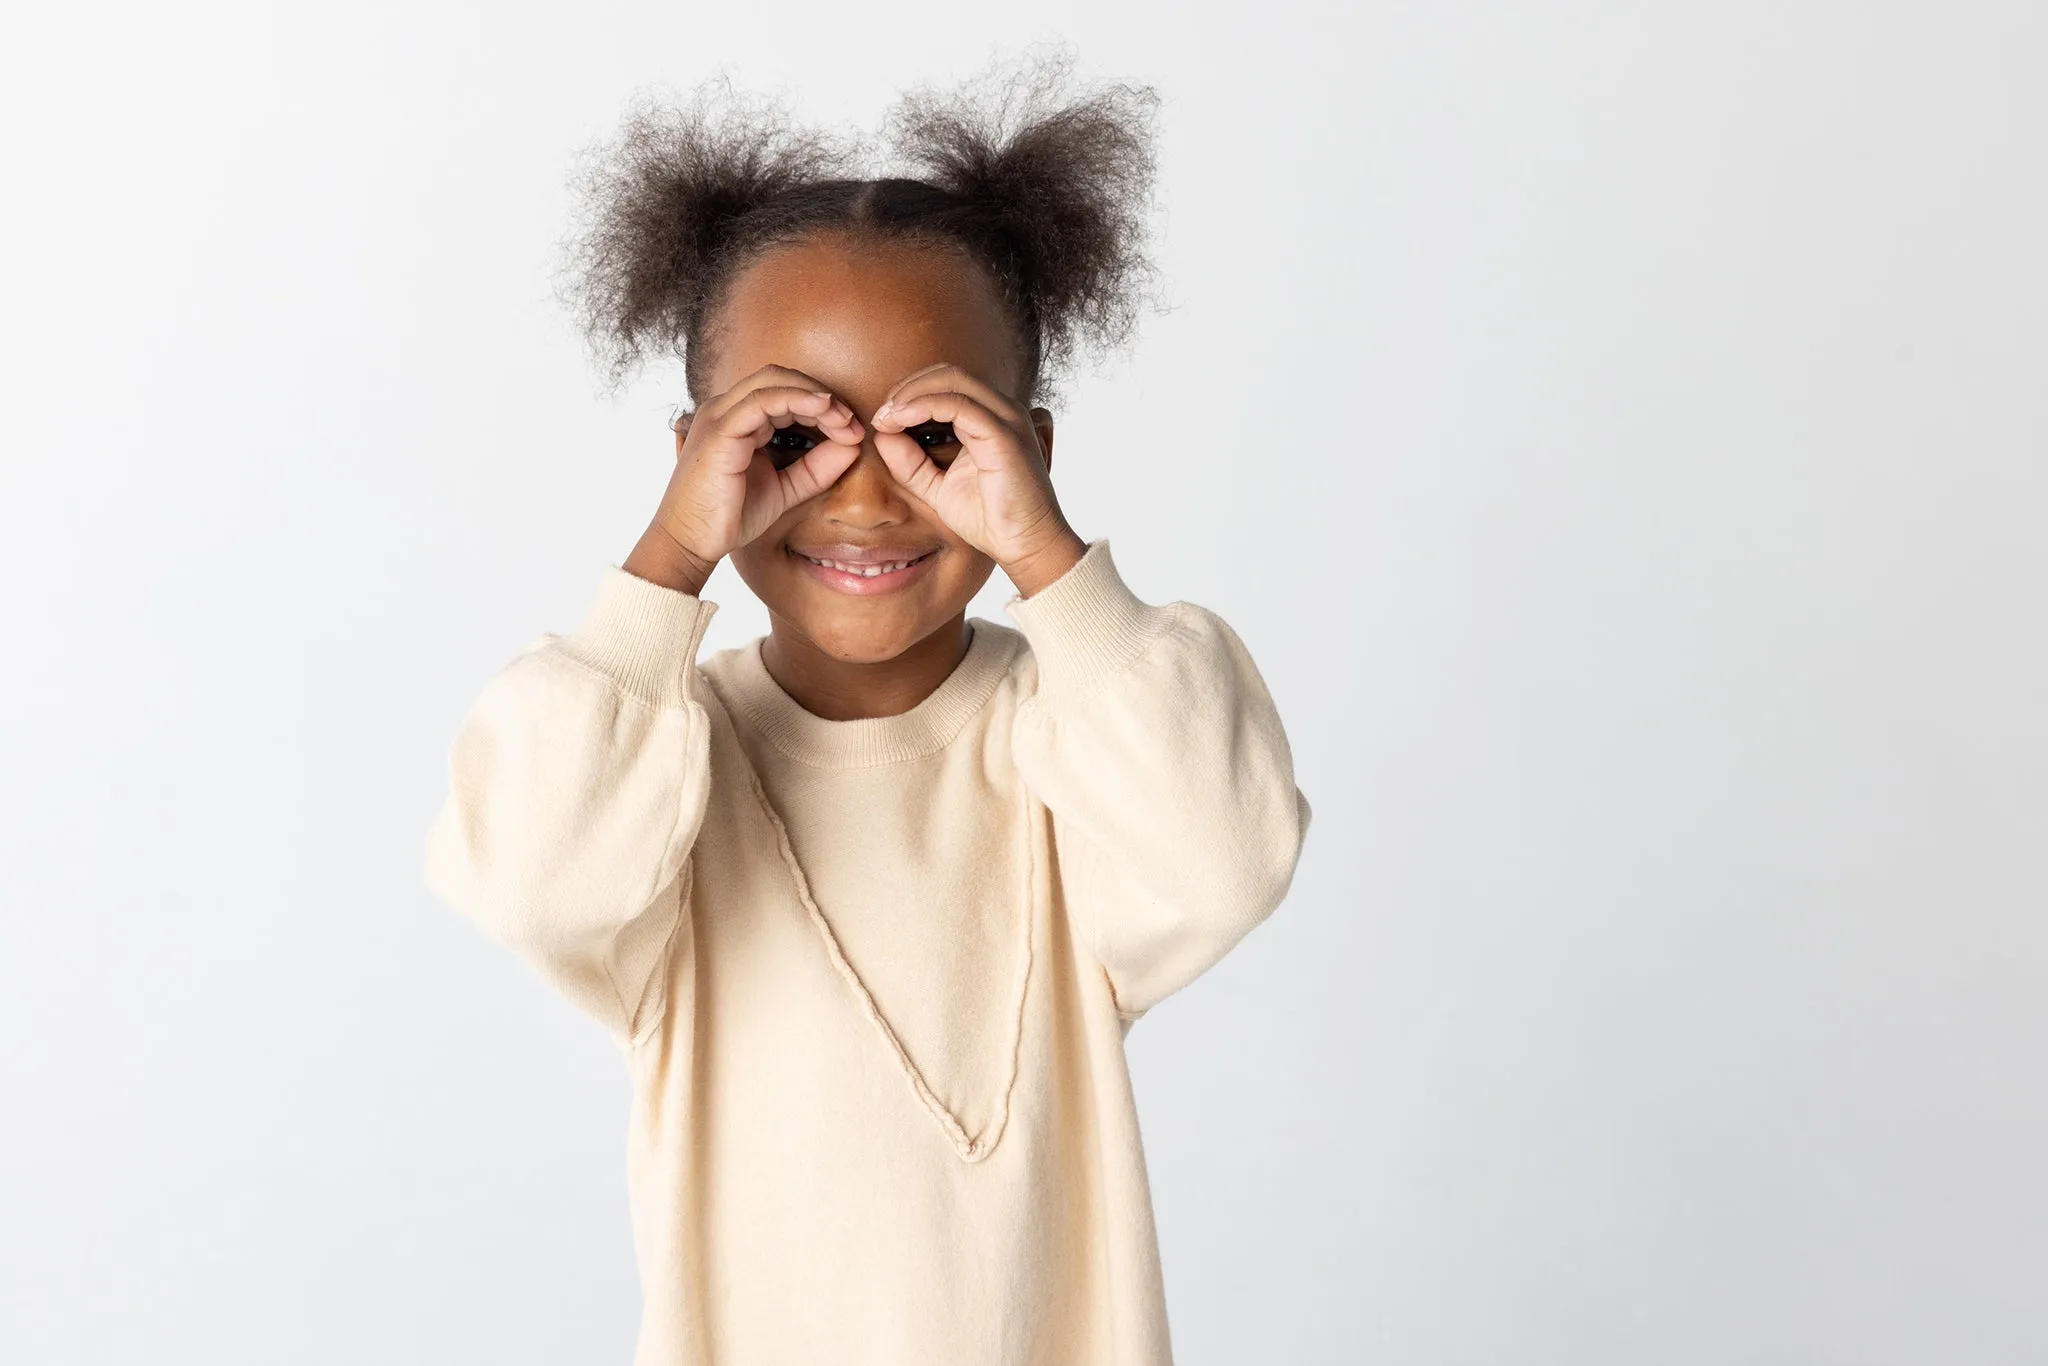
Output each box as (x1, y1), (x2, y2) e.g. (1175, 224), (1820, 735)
(820, 436), (912, 529)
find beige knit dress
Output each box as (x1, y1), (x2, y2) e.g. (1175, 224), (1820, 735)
(426, 537), (1312, 1365)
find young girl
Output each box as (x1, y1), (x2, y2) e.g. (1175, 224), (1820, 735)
(426, 60), (1312, 1366)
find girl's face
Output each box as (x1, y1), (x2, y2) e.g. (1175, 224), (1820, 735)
(707, 232), (1052, 664)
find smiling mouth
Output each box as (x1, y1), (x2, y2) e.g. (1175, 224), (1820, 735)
(789, 548), (939, 578)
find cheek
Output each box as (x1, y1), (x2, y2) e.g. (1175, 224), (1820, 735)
(728, 540), (768, 578)
(726, 527), (800, 603)
(934, 542), (1000, 598)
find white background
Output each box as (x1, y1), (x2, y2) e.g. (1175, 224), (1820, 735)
(4, 3), (2044, 1362)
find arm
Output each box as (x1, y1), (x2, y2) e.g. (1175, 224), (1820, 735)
(425, 566), (719, 1045)
(1007, 539), (1314, 1026)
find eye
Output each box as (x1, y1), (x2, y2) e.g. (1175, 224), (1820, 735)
(907, 420), (960, 465)
(762, 423), (822, 470)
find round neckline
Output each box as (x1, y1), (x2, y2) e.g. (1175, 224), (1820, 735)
(707, 619), (1021, 769)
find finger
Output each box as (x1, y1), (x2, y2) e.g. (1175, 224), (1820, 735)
(813, 399), (864, 444)
(742, 371), (863, 443)
(706, 387), (853, 461)
(763, 402), (864, 444)
(703, 364), (844, 420)
(692, 388), (836, 477)
(778, 437), (865, 504)
(869, 391), (1009, 447)
(873, 361), (953, 415)
(872, 430), (945, 500)
(874, 364), (1026, 427)
(701, 367), (863, 446)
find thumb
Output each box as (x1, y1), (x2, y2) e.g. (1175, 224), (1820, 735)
(874, 432), (938, 498)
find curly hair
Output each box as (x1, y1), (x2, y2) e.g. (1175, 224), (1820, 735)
(551, 48), (1162, 408)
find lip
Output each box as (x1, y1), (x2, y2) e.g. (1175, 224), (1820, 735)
(787, 544), (942, 597)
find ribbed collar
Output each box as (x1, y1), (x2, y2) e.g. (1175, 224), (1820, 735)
(706, 618), (1022, 769)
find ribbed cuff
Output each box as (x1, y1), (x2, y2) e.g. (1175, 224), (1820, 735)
(1003, 538), (1175, 696)
(558, 565), (720, 707)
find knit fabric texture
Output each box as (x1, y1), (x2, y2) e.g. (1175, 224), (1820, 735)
(425, 537), (1313, 1364)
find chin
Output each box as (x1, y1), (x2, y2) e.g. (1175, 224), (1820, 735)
(744, 570), (969, 665)
(777, 590), (972, 662)
(804, 619), (929, 665)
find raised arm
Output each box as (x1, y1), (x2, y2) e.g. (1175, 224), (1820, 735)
(425, 567), (719, 1044)
(1007, 539), (1313, 1026)
(427, 359), (872, 1041)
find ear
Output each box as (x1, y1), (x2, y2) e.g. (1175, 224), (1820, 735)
(671, 407), (695, 454)
(1030, 407), (1056, 474)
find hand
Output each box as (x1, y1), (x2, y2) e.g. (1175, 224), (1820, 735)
(868, 363), (1086, 596)
(625, 365), (865, 593)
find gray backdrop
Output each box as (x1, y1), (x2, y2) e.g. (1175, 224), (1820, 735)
(3, 3), (2043, 1363)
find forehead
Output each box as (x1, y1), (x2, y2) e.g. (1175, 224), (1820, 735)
(707, 233), (1024, 404)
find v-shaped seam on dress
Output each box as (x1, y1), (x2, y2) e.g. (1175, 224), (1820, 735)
(731, 752), (1039, 1164)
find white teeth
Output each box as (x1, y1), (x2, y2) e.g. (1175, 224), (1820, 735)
(804, 554), (920, 576)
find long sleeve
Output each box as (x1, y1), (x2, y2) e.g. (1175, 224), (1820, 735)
(1006, 539), (1313, 1026)
(425, 566), (719, 1045)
